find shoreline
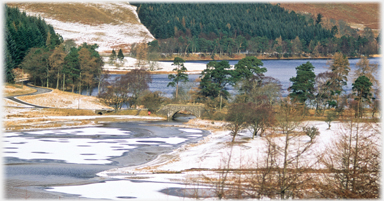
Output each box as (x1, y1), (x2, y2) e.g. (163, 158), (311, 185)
(155, 54), (381, 62)
(104, 55), (381, 75)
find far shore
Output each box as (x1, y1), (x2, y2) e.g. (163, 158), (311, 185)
(104, 54), (381, 75)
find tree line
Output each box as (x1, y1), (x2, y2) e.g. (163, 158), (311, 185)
(20, 42), (104, 95)
(5, 5), (105, 95)
(147, 28), (378, 59)
(133, 3), (379, 58)
(134, 3), (334, 42)
(5, 5), (62, 83)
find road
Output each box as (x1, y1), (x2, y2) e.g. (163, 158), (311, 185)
(5, 82), (52, 108)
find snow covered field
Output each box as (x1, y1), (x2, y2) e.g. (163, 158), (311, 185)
(103, 56), (209, 74)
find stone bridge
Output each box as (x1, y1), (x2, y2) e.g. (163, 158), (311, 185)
(157, 104), (205, 120)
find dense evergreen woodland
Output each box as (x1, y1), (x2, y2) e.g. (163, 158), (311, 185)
(135, 3), (332, 41)
(5, 5), (104, 95)
(5, 5), (62, 83)
(134, 3), (379, 58)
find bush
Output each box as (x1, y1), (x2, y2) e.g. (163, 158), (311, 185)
(137, 90), (170, 112)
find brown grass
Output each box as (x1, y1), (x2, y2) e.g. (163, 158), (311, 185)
(276, 3), (380, 30)
(6, 2), (140, 26)
(4, 84), (37, 97)
(17, 88), (112, 109)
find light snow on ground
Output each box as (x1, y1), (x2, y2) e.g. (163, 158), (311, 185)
(30, 120), (380, 200)
(103, 56), (209, 73)
(16, 89), (111, 109)
(99, 120), (378, 174)
(3, 98), (34, 107)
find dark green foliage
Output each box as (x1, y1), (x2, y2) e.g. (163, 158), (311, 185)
(167, 57), (188, 99)
(109, 49), (117, 64)
(352, 75), (373, 102)
(289, 61), (316, 103)
(139, 3), (378, 57)
(316, 13), (322, 24)
(198, 60), (235, 99)
(117, 49), (124, 62)
(63, 47), (80, 89)
(234, 56), (266, 80)
(5, 5), (62, 83)
(134, 3), (333, 43)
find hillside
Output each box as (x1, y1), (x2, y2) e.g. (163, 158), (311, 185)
(6, 2), (155, 54)
(6, 2), (380, 54)
(275, 3), (380, 36)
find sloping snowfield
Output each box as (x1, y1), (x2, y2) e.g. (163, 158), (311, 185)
(16, 2), (154, 53)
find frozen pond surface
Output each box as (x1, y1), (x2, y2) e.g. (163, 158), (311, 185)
(4, 121), (210, 199)
(4, 128), (189, 164)
(46, 174), (214, 200)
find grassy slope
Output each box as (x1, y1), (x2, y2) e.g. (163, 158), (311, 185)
(6, 2), (141, 26)
(276, 3), (380, 31)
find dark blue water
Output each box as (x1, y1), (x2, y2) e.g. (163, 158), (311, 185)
(86, 57), (381, 98)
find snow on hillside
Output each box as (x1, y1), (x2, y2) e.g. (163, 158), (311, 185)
(103, 56), (209, 73)
(15, 2), (154, 53)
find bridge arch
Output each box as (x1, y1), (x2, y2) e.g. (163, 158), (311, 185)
(157, 104), (206, 120)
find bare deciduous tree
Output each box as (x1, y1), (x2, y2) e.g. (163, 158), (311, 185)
(317, 119), (380, 199)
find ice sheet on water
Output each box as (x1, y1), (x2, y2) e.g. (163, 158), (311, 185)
(46, 175), (208, 200)
(24, 127), (131, 136)
(178, 129), (203, 133)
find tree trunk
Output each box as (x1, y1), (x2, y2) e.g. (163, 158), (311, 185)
(98, 79), (101, 96)
(62, 74), (65, 91)
(56, 72), (60, 89)
(231, 124), (239, 142)
(79, 72), (82, 95)
(281, 132), (290, 199)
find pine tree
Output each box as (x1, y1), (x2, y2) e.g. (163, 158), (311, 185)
(167, 57), (188, 100)
(109, 49), (117, 65)
(289, 61), (316, 104)
(117, 49), (125, 64)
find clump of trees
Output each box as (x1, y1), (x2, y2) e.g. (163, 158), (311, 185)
(185, 53), (380, 199)
(108, 49), (125, 66)
(98, 69), (153, 112)
(20, 42), (104, 95)
(5, 5), (63, 83)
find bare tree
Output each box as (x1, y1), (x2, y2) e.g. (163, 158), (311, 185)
(98, 75), (130, 112)
(225, 103), (249, 142)
(317, 119), (380, 198)
(119, 69), (152, 108)
(244, 102), (275, 139)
